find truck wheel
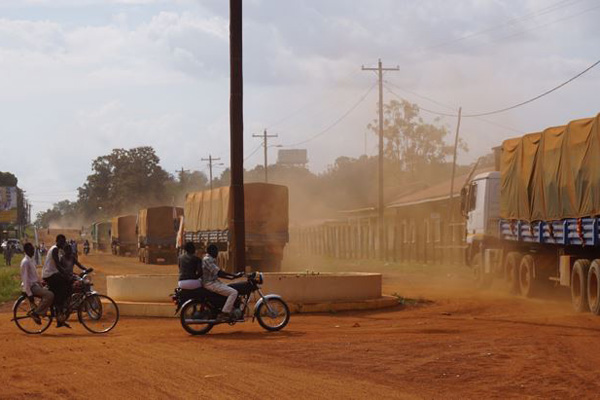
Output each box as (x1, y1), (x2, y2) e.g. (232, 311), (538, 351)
(519, 255), (537, 298)
(504, 252), (523, 295)
(571, 259), (590, 313)
(587, 260), (600, 315)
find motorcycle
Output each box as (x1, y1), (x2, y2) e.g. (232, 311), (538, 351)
(12, 268), (120, 334)
(172, 272), (290, 335)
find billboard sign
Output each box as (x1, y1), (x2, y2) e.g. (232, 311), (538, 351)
(277, 149), (308, 165)
(0, 187), (18, 224)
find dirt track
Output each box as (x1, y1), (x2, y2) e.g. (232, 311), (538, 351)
(1, 253), (599, 399)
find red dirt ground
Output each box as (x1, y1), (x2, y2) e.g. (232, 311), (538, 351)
(1, 253), (599, 399)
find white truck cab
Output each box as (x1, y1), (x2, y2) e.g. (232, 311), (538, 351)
(461, 171), (501, 261)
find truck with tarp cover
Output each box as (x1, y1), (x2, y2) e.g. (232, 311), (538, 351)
(91, 221), (111, 252)
(181, 182), (289, 272)
(111, 215), (137, 256)
(461, 113), (600, 314)
(137, 206), (182, 264)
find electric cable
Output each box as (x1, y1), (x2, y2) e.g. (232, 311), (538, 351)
(282, 82), (377, 147)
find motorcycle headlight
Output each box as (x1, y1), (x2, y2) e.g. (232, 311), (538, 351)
(83, 276), (92, 285)
(253, 272), (263, 285)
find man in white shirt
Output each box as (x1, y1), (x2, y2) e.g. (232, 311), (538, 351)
(42, 234), (70, 327)
(20, 242), (54, 325)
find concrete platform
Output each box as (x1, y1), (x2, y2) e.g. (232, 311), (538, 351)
(116, 296), (399, 318)
(107, 271), (393, 317)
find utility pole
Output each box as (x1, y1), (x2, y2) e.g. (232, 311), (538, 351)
(229, 0), (246, 273)
(448, 107), (463, 223)
(202, 155), (222, 191)
(252, 129), (278, 182)
(362, 59), (399, 259)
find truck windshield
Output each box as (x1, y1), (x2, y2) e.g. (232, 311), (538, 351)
(468, 182), (478, 212)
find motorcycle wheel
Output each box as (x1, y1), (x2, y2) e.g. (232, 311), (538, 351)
(180, 300), (214, 335)
(256, 298), (290, 332)
(12, 295), (53, 334)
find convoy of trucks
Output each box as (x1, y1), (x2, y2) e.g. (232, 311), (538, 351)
(182, 183), (289, 272)
(91, 221), (111, 252)
(137, 206), (183, 264)
(110, 215), (137, 256)
(462, 113), (600, 314)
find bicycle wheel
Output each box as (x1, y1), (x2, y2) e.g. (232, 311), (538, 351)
(180, 300), (214, 335)
(12, 295), (53, 334)
(78, 294), (119, 334)
(256, 297), (290, 332)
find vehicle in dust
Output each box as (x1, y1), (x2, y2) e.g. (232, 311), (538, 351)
(181, 182), (289, 272)
(111, 214), (137, 256)
(91, 221), (111, 252)
(462, 112), (600, 315)
(137, 206), (183, 264)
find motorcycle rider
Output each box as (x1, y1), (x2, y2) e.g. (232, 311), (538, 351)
(42, 234), (70, 328)
(178, 242), (203, 290)
(202, 244), (243, 321)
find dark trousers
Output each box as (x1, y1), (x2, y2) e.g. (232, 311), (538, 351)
(45, 273), (69, 310)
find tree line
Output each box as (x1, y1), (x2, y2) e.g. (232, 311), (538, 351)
(35, 100), (477, 228)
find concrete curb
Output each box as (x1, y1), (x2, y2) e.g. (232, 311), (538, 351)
(115, 296), (399, 318)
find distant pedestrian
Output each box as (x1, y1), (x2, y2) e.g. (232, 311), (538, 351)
(4, 244), (14, 266)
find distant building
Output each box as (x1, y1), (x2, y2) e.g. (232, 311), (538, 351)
(277, 149), (308, 167)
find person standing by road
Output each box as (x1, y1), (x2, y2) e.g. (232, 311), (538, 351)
(4, 243), (13, 266)
(42, 234), (70, 328)
(20, 243), (54, 325)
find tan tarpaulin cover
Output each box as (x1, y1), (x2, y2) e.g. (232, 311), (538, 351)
(137, 206), (183, 239)
(184, 183), (288, 241)
(501, 113), (600, 221)
(111, 215), (137, 242)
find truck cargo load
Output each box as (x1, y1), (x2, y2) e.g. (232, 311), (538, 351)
(110, 214), (137, 256)
(183, 182), (289, 272)
(137, 206), (183, 264)
(501, 113), (600, 222)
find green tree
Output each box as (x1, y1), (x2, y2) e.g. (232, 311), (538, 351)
(368, 99), (467, 172)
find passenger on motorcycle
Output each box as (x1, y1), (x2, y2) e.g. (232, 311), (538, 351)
(42, 234), (70, 328)
(202, 244), (243, 321)
(20, 242), (54, 325)
(178, 242), (203, 290)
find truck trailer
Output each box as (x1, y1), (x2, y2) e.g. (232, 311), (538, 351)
(111, 214), (137, 256)
(462, 113), (600, 314)
(91, 221), (111, 252)
(137, 206), (183, 264)
(181, 182), (289, 272)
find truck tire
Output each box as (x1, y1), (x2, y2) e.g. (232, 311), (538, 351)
(571, 259), (590, 313)
(504, 252), (522, 295)
(587, 260), (600, 315)
(519, 255), (537, 298)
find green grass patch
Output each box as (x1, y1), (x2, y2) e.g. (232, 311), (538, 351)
(0, 265), (20, 303)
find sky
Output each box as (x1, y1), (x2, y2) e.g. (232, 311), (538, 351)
(1, 0), (599, 216)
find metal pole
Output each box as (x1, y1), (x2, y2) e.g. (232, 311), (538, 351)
(209, 155), (213, 190)
(230, 0), (246, 272)
(263, 130), (268, 182)
(448, 107), (462, 223)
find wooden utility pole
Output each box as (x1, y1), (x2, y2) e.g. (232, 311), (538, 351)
(252, 129), (278, 182)
(201, 155), (222, 190)
(448, 107), (463, 223)
(229, 0), (246, 272)
(362, 59), (399, 259)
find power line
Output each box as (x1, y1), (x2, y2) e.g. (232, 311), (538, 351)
(282, 82), (376, 147)
(385, 57), (600, 118)
(243, 143), (263, 162)
(424, 0), (586, 51)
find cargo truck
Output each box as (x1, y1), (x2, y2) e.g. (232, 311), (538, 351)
(461, 113), (600, 314)
(111, 214), (137, 256)
(137, 206), (183, 264)
(91, 221), (111, 252)
(181, 183), (289, 272)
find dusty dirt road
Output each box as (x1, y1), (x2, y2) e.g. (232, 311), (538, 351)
(1, 253), (599, 399)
